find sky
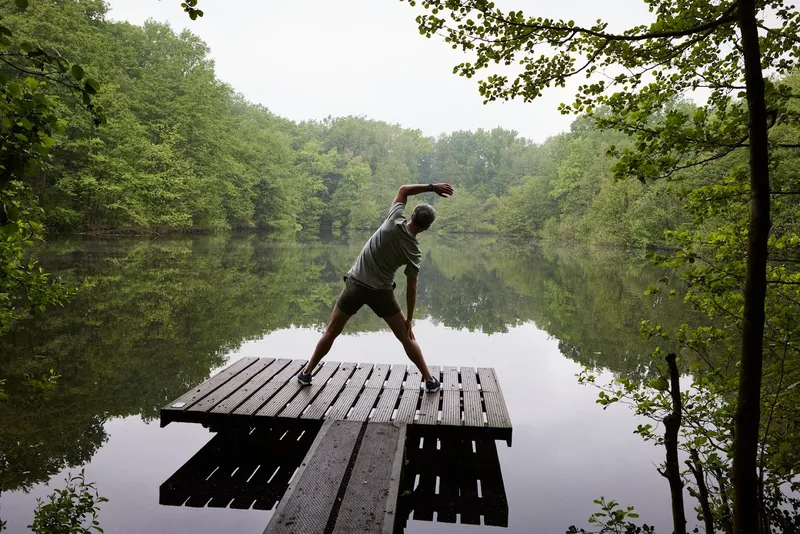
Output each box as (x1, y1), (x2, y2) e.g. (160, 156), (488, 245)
(106, 0), (652, 143)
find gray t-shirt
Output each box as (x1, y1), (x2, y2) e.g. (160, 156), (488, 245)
(346, 202), (421, 290)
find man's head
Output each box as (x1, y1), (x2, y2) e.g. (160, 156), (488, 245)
(410, 204), (436, 233)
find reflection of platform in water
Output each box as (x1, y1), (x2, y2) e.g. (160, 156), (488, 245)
(159, 422), (509, 532)
(397, 427), (508, 530)
(159, 421), (320, 511)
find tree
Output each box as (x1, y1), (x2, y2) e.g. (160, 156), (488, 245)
(400, 0), (800, 532)
(0, 0), (104, 333)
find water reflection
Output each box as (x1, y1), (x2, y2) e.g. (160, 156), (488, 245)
(158, 421), (509, 534)
(1, 234), (692, 527)
(396, 428), (509, 531)
(160, 422), (321, 511)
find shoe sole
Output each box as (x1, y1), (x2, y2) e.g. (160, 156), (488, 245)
(425, 386), (440, 393)
(297, 377), (312, 386)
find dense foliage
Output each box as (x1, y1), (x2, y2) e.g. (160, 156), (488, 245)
(397, 0), (800, 532)
(0, 0), (690, 248)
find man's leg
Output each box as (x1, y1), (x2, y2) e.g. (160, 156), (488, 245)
(304, 305), (352, 375)
(383, 311), (434, 381)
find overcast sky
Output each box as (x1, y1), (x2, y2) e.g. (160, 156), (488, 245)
(106, 0), (652, 143)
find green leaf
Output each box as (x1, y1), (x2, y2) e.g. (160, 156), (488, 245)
(7, 82), (21, 98)
(15, 0), (28, 9)
(649, 376), (669, 392)
(84, 78), (100, 95)
(71, 64), (85, 81)
(20, 42), (34, 54)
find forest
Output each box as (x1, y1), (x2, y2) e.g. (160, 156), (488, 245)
(2, 0), (694, 247)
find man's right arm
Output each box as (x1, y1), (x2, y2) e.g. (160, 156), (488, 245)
(393, 183), (453, 205)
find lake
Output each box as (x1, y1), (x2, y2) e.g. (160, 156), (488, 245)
(0, 233), (693, 533)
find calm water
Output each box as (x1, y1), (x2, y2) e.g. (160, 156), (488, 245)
(1, 234), (694, 533)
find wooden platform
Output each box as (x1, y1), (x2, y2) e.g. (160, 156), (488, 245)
(160, 357), (512, 442)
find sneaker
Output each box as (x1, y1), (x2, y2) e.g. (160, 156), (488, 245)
(425, 378), (441, 393)
(297, 371), (312, 386)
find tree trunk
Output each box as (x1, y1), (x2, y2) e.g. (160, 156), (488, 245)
(734, 1), (771, 533)
(688, 449), (715, 534)
(715, 467), (734, 534)
(663, 353), (687, 534)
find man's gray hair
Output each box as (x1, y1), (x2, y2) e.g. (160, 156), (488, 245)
(411, 203), (436, 229)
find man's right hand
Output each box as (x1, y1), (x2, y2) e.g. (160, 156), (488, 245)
(433, 184), (454, 198)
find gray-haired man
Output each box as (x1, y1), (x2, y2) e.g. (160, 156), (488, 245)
(298, 183), (454, 393)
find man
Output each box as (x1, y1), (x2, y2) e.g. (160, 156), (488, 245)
(297, 182), (455, 393)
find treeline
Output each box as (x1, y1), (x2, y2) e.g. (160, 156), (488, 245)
(3, 0), (689, 247)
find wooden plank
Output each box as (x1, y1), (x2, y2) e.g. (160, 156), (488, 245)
(325, 364), (373, 420)
(360, 363), (388, 389)
(415, 365), (440, 425)
(403, 366), (423, 390)
(394, 388), (420, 424)
(348, 388), (380, 422)
(210, 359), (290, 414)
(233, 360), (306, 416)
(277, 362), (343, 418)
(381, 424), (407, 534)
(263, 420), (362, 534)
(483, 391), (511, 428)
(417, 389), (440, 425)
(460, 367), (479, 391)
(370, 388), (401, 423)
(260, 362), (340, 418)
(384, 364), (407, 389)
(364, 363), (392, 388)
(301, 363), (357, 420)
(348, 365), (392, 421)
(477, 367), (500, 392)
(162, 357), (257, 412)
(187, 358), (275, 414)
(441, 390), (461, 426)
(442, 366), (459, 391)
(463, 391), (484, 427)
(332, 424), (403, 534)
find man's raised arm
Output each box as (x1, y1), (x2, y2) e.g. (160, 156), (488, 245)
(393, 183), (454, 205)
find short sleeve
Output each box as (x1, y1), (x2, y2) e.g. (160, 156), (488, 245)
(387, 202), (406, 223)
(404, 250), (421, 278)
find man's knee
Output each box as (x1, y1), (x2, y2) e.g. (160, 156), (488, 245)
(392, 328), (407, 342)
(324, 325), (343, 339)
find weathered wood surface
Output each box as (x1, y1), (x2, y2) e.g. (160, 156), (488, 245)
(263, 420), (406, 534)
(161, 358), (512, 441)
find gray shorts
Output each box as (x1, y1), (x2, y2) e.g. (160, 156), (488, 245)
(336, 277), (401, 318)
